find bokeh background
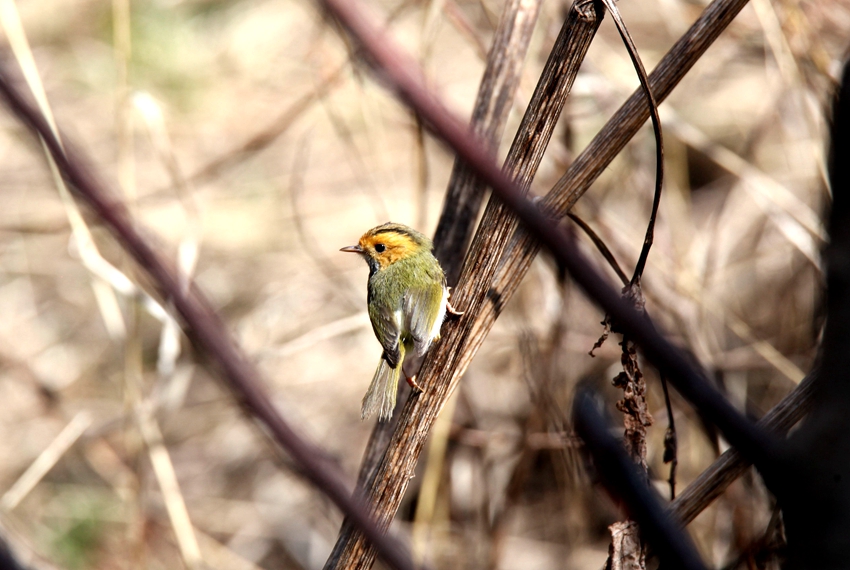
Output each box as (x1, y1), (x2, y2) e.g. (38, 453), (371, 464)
(0, 0), (844, 568)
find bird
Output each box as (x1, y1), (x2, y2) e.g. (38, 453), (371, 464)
(341, 222), (461, 421)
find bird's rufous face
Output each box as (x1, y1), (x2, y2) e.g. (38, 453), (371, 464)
(341, 226), (420, 269)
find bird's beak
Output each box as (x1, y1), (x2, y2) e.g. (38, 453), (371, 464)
(340, 244), (363, 254)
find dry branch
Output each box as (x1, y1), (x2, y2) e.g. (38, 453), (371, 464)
(671, 370), (818, 525)
(432, 0), (544, 286)
(324, 0), (605, 567)
(325, 2), (545, 565)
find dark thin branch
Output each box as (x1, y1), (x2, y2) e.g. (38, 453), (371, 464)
(660, 375), (678, 500)
(597, 0), (665, 286)
(568, 213), (629, 286)
(573, 388), (707, 570)
(0, 66), (415, 570)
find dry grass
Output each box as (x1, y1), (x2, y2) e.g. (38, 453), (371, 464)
(0, 0), (844, 568)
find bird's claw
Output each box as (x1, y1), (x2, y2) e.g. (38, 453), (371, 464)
(406, 374), (424, 392)
(447, 300), (464, 316)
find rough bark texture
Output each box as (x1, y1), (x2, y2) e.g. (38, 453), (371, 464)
(432, 0), (544, 287)
(609, 521), (645, 570)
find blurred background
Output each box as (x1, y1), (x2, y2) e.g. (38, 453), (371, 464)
(0, 0), (844, 568)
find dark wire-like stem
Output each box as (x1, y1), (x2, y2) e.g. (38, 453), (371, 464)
(661, 374), (678, 499)
(567, 213), (629, 286)
(596, 0), (664, 287)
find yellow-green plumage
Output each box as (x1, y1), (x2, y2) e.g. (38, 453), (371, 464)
(341, 222), (450, 421)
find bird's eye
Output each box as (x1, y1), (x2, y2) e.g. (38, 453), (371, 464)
(374, 243), (386, 253)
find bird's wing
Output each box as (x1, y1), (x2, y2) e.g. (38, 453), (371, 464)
(404, 282), (447, 356)
(369, 301), (402, 368)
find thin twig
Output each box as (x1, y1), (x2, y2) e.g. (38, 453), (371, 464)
(661, 375), (678, 500)
(597, 0), (664, 287)
(1, 412), (92, 512)
(568, 213), (629, 286)
(138, 409), (203, 569)
(187, 63), (348, 185)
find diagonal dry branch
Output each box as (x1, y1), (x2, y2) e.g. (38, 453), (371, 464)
(432, 0), (544, 286)
(0, 67), (416, 570)
(671, 370), (818, 525)
(324, 0), (555, 565)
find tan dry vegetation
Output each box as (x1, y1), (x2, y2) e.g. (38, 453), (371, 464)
(0, 0), (844, 568)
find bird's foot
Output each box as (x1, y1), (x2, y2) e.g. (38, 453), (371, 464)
(406, 374), (424, 392)
(447, 300), (464, 316)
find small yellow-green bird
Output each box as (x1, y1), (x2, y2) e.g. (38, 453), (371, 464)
(341, 222), (461, 421)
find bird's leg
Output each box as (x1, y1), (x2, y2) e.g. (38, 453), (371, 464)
(402, 356), (424, 392)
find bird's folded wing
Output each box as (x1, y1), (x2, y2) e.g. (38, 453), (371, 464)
(369, 302), (402, 368)
(404, 283), (445, 355)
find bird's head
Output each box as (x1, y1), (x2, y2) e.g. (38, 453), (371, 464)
(340, 222), (433, 271)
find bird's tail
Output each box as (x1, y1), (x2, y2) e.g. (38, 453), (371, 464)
(361, 344), (405, 421)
